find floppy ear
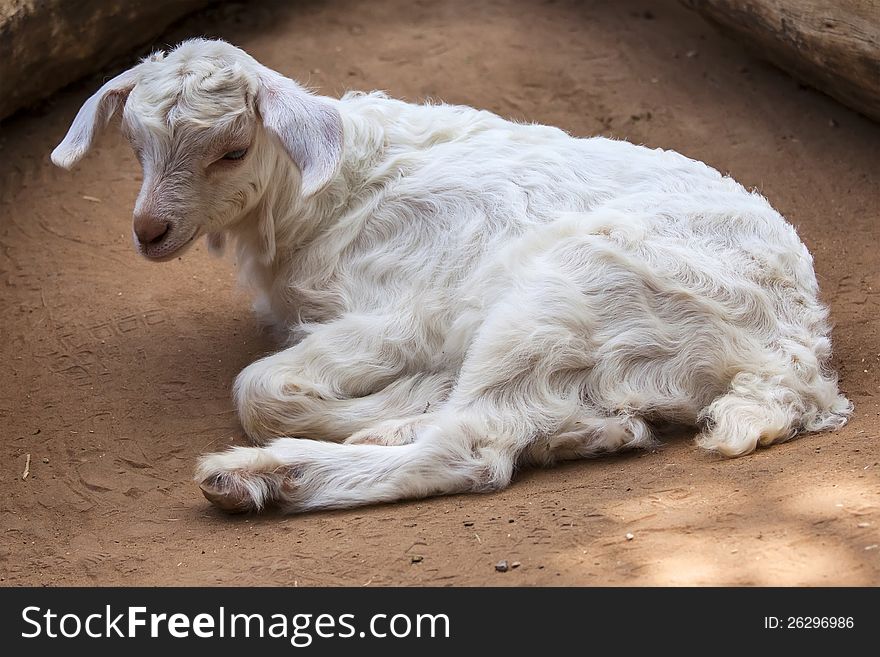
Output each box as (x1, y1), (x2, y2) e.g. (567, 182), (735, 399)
(50, 66), (141, 169)
(255, 67), (343, 197)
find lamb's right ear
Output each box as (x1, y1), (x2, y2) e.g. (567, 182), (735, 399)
(50, 66), (141, 169)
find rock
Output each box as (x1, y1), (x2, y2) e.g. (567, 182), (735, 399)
(682, 0), (880, 122)
(625, 532), (635, 541)
(0, 0), (216, 120)
(495, 560), (509, 572)
(411, 555), (423, 563)
(511, 561), (521, 569)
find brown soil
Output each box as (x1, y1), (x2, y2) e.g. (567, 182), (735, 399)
(1, 0), (878, 586)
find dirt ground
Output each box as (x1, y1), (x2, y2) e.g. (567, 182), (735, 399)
(1, 0), (878, 586)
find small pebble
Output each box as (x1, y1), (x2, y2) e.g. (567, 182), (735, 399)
(42, 457), (49, 464)
(511, 561), (521, 569)
(495, 560), (509, 572)
(463, 521), (474, 527)
(625, 533), (635, 541)
(411, 555), (423, 563)
(857, 522), (871, 528)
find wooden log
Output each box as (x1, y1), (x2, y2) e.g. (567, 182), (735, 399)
(682, 0), (880, 122)
(0, 0), (215, 121)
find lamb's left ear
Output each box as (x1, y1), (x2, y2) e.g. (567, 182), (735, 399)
(51, 65), (142, 169)
(255, 67), (343, 198)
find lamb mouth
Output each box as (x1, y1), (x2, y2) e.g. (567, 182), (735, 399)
(137, 226), (200, 261)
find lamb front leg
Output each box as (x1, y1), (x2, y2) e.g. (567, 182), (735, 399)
(233, 314), (450, 443)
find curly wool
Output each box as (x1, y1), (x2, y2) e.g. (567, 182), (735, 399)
(52, 39), (851, 514)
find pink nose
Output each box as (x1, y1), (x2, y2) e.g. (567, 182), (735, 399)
(133, 214), (170, 245)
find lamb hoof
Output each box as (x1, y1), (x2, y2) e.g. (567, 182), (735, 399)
(199, 475), (254, 514)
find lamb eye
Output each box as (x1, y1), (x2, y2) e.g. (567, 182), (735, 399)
(222, 148), (248, 161)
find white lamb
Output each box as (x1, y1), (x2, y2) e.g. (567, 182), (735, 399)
(51, 39), (851, 513)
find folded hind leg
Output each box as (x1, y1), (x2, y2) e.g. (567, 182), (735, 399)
(697, 367), (851, 457)
(696, 372), (803, 457)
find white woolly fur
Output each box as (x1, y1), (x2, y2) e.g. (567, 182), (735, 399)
(52, 39), (851, 514)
